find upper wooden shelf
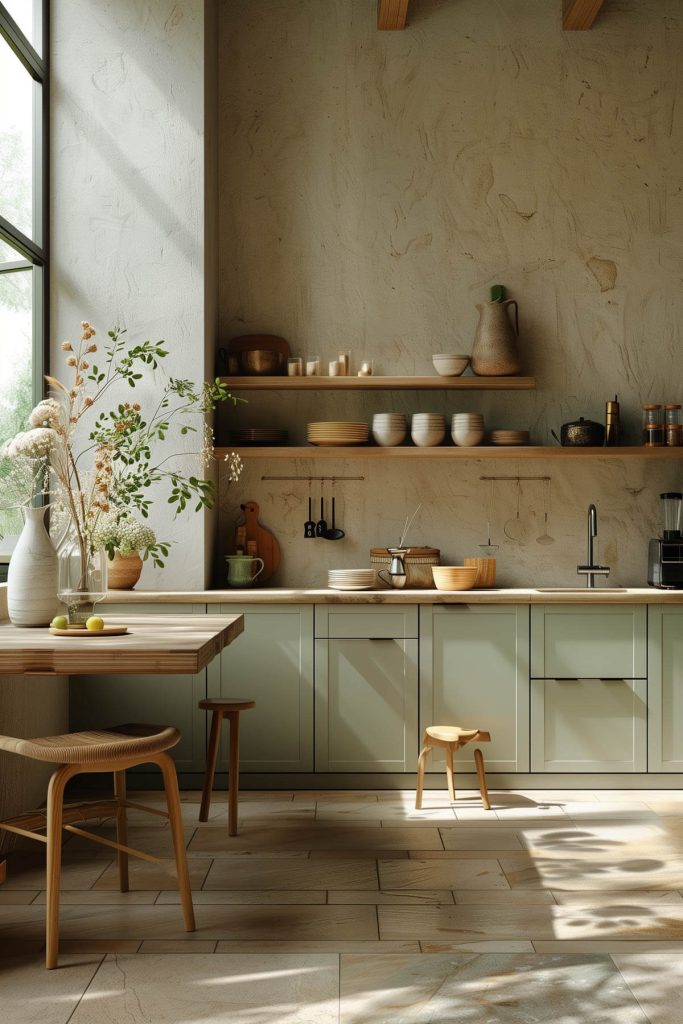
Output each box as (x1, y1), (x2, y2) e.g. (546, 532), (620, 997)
(214, 446), (683, 461)
(219, 375), (536, 391)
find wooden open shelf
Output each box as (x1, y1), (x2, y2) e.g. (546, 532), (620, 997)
(219, 375), (536, 391)
(215, 446), (683, 461)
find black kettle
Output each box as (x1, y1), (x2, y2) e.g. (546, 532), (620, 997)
(552, 417), (605, 447)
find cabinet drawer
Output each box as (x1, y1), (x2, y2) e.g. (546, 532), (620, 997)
(315, 605), (418, 639)
(531, 677), (647, 773)
(531, 605), (646, 679)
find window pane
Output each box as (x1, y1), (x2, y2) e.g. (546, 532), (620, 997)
(2, 0), (40, 55)
(0, 37), (33, 238)
(0, 262), (32, 539)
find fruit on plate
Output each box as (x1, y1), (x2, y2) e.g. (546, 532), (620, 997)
(85, 616), (105, 631)
(51, 615), (68, 630)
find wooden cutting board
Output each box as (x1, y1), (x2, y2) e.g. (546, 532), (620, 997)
(229, 501), (281, 584)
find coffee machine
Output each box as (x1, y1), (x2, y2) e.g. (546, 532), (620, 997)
(648, 492), (683, 589)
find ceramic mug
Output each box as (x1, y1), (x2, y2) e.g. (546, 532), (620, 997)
(225, 554), (265, 587)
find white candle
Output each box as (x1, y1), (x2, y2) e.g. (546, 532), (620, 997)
(306, 358), (320, 376)
(328, 360), (341, 376)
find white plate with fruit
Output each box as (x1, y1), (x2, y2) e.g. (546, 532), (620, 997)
(49, 614), (129, 637)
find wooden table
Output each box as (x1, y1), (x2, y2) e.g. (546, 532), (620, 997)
(0, 613), (245, 881)
(0, 614), (244, 676)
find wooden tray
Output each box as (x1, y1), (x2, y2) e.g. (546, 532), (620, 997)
(49, 626), (130, 637)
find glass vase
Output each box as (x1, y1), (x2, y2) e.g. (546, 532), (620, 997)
(57, 532), (108, 625)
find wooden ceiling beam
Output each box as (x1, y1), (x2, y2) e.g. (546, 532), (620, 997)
(378, 0), (409, 30)
(563, 0), (606, 30)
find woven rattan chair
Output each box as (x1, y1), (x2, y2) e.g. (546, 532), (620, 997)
(0, 723), (195, 968)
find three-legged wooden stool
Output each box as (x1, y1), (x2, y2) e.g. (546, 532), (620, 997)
(0, 723), (195, 969)
(415, 726), (492, 810)
(198, 699), (256, 835)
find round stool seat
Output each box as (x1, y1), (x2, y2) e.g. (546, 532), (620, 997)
(426, 725), (484, 744)
(0, 724), (180, 765)
(198, 699), (256, 712)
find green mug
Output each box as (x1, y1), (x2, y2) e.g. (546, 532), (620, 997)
(225, 554), (265, 587)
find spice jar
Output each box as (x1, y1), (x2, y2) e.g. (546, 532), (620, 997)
(643, 404), (664, 447)
(665, 404), (682, 426)
(666, 424), (682, 447)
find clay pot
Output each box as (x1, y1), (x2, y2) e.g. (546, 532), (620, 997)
(471, 299), (521, 376)
(108, 552), (143, 590)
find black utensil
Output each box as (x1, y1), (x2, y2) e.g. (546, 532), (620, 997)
(324, 495), (345, 540)
(315, 495), (327, 537)
(304, 495), (316, 538)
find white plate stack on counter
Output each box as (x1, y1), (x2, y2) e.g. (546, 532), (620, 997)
(327, 569), (377, 591)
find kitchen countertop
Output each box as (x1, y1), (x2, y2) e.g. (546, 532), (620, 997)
(102, 587), (683, 605)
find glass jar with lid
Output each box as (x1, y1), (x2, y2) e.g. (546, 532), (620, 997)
(643, 404), (664, 447)
(664, 404), (682, 426)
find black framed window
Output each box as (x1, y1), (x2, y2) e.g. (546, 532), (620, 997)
(0, 0), (48, 538)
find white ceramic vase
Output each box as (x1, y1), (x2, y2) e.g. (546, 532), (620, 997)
(7, 505), (59, 627)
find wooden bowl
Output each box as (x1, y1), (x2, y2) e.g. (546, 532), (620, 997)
(432, 566), (478, 591)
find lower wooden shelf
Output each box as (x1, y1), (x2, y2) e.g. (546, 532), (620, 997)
(214, 445), (683, 461)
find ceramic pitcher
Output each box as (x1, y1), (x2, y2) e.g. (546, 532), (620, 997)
(7, 505), (59, 626)
(471, 298), (521, 376)
(225, 554), (265, 587)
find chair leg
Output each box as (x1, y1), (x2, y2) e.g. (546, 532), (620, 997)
(113, 769), (129, 893)
(473, 747), (492, 810)
(445, 744), (456, 802)
(45, 764), (76, 970)
(227, 712), (241, 837)
(157, 752), (195, 932)
(415, 744), (431, 809)
(199, 709), (223, 823)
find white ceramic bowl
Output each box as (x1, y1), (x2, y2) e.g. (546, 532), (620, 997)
(433, 354), (470, 377)
(452, 425), (484, 447)
(373, 427), (407, 447)
(412, 414), (446, 424)
(412, 426), (446, 447)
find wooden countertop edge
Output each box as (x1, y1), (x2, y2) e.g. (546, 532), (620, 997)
(100, 588), (683, 605)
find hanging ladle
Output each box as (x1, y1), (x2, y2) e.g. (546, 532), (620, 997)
(324, 494), (345, 540)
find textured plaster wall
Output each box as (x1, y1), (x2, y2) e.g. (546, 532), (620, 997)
(51, 0), (213, 589)
(216, 0), (683, 588)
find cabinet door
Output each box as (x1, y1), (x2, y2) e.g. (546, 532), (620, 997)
(648, 606), (683, 771)
(531, 677), (647, 772)
(69, 603), (208, 773)
(315, 638), (418, 772)
(531, 605), (647, 679)
(209, 604), (313, 772)
(315, 605), (418, 639)
(420, 605), (530, 773)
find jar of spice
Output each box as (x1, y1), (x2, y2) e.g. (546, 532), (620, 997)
(664, 404), (682, 426)
(666, 424), (682, 447)
(643, 404), (664, 447)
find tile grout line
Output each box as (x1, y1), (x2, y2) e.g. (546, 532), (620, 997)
(609, 955), (656, 1024)
(63, 953), (107, 1024)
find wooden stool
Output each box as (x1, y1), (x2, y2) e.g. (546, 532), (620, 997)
(415, 726), (492, 810)
(198, 699), (256, 835)
(0, 723), (195, 969)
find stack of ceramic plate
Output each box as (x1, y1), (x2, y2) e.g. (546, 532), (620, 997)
(432, 565), (479, 591)
(229, 428), (288, 445)
(308, 421), (369, 446)
(328, 568), (377, 591)
(489, 429), (530, 446)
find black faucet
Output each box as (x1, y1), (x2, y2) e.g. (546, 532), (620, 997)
(577, 504), (610, 588)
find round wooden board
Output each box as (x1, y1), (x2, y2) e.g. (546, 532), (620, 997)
(49, 626), (130, 637)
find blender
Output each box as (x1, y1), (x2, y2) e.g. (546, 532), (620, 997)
(648, 492), (683, 589)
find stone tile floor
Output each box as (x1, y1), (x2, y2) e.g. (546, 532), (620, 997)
(2, 788), (683, 1021)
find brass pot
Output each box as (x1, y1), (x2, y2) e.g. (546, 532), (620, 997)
(240, 350), (285, 375)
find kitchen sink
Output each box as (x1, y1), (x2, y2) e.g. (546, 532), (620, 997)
(535, 587), (629, 593)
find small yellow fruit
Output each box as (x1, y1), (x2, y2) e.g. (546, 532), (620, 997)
(51, 615), (68, 630)
(86, 616), (105, 631)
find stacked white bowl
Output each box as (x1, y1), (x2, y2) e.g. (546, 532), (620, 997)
(411, 413), (446, 447)
(372, 413), (407, 447)
(451, 412), (484, 447)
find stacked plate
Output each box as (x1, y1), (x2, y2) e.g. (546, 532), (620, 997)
(328, 568), (377, 591)
(432, 565), (479, 591)
(490, 429), (530, 446)
(229, 427), (288, 445)
(308, 421), (369, 446)
(372, 413), (407, 447)
(451, 413), (484, 447)
(411, 413), (446, 447)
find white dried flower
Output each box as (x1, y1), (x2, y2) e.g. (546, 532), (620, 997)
(92, 510), (156, 555)
(3, 428), (57, 459)
(29, 399), (64, 429)
(223, 451), (243, 483)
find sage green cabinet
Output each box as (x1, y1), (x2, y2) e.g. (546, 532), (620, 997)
(315, 605), (418, 640)
(419, 605), (530, 773)
(531, 677), (647, 773)
(210, 604), (314, 772)
(314, 637), (418, 772)
(531, 605), (647, 679)
(69, 603), (208, 773)
(648, 606), (683, 771)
